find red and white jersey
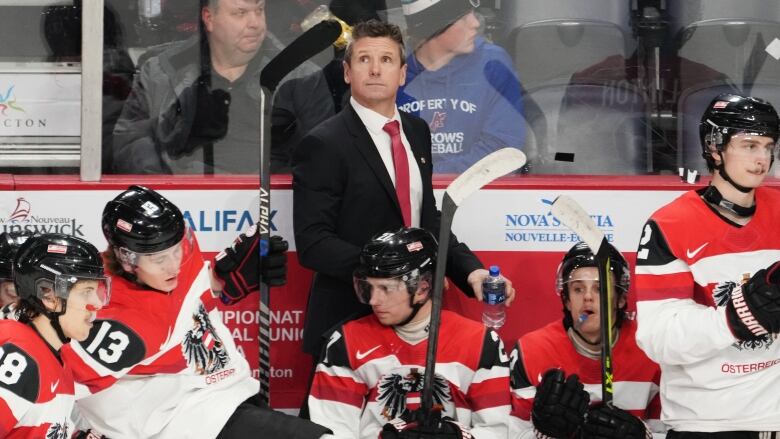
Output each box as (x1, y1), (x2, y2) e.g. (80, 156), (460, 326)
(0, 320), (75, 438)
(635, 187), (780, 432)
(509, 320), (662, 438)
(60, 237), (256, 439)
(308, 310), (510, 439)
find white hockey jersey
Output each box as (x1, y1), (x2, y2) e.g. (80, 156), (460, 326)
(61, 237), (256, 439)
(308, 310), (510, 439)
(635, 187), (780, 432)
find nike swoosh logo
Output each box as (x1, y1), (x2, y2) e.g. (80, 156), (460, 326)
(356, 345), (381, 360)
(51, 380), (59, 392)
(687, 242), (709, 259)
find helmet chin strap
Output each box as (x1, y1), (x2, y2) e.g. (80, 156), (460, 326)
(30, 297), (70, 345)
(48, 310), (70, 345)
(716, 153), (754, 194)
(396, 296), (426, 327)
(702, 152), (758, 217)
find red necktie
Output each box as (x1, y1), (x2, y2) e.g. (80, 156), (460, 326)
(383, 120), (412, 227)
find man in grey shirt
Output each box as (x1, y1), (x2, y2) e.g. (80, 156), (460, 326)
(112, 0), (314, 174)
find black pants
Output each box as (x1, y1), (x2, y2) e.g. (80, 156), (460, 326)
(669, 431), (780, 439)
(217, 397), (330, 439)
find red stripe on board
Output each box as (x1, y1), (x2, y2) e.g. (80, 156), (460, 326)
(15, 174), (780, 191)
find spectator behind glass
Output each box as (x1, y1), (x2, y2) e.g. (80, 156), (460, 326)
(111, 0), (315, 174)
(397, 0), (524, 174)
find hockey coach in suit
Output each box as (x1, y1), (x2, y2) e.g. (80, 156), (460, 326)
(292, 18), (515, 359)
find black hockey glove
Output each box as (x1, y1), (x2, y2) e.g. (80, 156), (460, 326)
(581, 403), (651, 439)
(73, 430), (108, 439)
(213, 224), (288, 305)
(531, 368), (589, 439)
(380, 410), (471, 439)
(726, 261), (780, 340)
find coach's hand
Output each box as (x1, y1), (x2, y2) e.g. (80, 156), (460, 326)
(468, 268), (516, 306)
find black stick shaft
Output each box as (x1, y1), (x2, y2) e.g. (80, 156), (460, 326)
(596, 238), (614, 404)
(257, 87), (273, 405)
(255, 17), (341, 405)
(421, 195), (456, 413)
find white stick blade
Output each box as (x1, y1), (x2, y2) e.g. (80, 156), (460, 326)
(550, 195), (604, 254)
(447, 148), (526, 206)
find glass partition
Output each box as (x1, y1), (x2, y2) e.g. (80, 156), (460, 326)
(0, 1), (81, 174)
(0, 0), (777, 178)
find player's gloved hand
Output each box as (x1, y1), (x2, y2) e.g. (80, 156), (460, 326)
(726, 261), (780, 340)
(213, 224), (289, 305)
(581, 403), (651, 439)
(531, 368), (589, 439)
(380, 409), (471, 439)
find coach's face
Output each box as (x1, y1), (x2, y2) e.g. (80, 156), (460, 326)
(344, 37), (407, 117)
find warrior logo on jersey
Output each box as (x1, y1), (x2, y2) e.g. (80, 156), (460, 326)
(712, 280), (775, 351)
(376, 368), (451, 420)
(45, 421), (68, 439)
(182, 304), (229, 375)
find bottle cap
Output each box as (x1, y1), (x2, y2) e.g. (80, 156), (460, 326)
(489, 265), (500, 276)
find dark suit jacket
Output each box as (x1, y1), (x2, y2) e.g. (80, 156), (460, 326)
(292, 103), (483, 355)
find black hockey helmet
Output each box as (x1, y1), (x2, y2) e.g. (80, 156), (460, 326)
(0, 230), (36, 280)
(14, 233), (109, 304)
(14, 233), (110, 343)
(102, 185), (185, 257)
(699, 93), (780, 170)
(354, 227), (437, 305)
(358, 227), (436, 278)
(402, 0), (479, 40)
(556, 241), (630, 329)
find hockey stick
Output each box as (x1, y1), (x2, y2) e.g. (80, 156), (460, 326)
(550, 195), (614, 404)
(256, 20), (341, 404)
(421, 148), (526, 414)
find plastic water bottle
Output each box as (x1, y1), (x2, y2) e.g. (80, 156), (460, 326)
(482, 265), (506, 329)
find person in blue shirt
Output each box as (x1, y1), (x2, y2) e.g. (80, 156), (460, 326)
(397, 0), (524, 174)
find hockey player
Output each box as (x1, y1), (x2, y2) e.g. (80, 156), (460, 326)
(0, 231), (36, 317)
(308, 227), (510, 439)
(509, 241), (662, 438)
(0, 233), (110, 437)
(60, 185), (330, 438)
(635, 93), (780, 436)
